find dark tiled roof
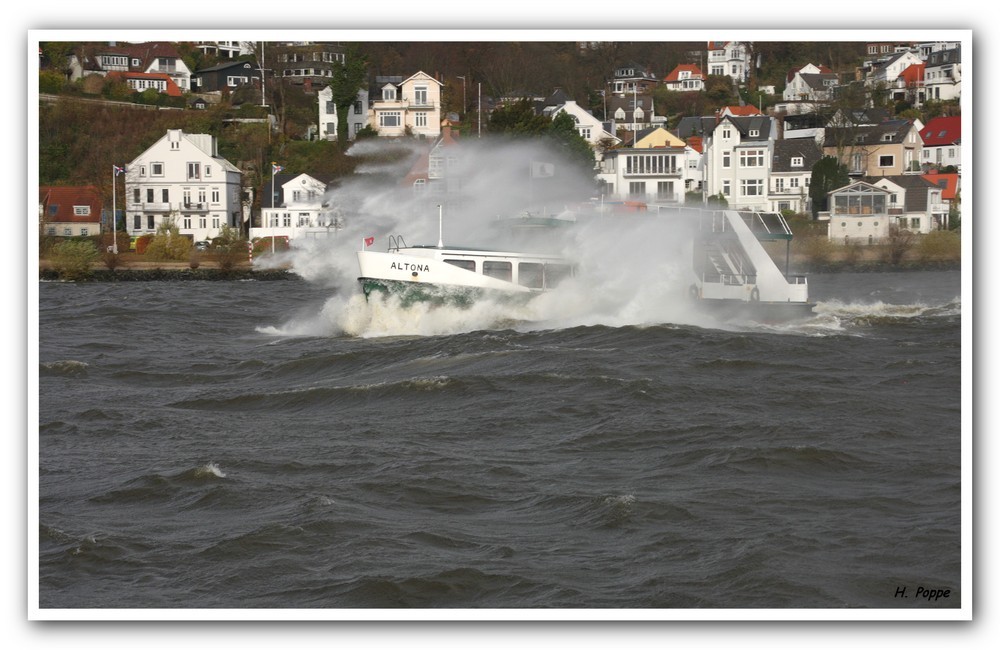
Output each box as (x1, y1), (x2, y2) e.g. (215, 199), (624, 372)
(771, 139), (823, 172)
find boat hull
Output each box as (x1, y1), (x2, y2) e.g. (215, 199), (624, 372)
(359, 277), (535, 308)
(695, 298), (816, 322)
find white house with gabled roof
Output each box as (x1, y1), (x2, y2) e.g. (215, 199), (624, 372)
(125, 129), (243, 243)
(702, 115), (776, 211)
(254, 172), (341, 242)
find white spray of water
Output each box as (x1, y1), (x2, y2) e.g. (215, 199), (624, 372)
(254, 138), (837, 338)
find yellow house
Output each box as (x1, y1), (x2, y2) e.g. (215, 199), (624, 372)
(633, 126), (686, 149)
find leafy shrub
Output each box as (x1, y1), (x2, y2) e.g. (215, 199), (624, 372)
(915, 230), (961, 262)
(135, 234), (154, 254)
(50, 240), (98, 281)
(144, 222), (192, 261)
(214, 225), (249, 271)
(797, 235), (836, 265)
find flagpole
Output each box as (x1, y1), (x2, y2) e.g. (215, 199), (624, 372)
(270, 163), (276, 254)
(111, 165), (117, 254)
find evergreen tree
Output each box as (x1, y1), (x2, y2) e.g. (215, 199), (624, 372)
(328, 45), (369, 151)
(809, 156), (850, 218)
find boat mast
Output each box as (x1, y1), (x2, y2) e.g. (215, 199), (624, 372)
(437, 204), (444, 248)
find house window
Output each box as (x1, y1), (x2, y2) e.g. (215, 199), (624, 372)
(415, 113), (427, 128)
(656, 181), (674, 201)
(910, 217), (921, 229)
(722, 127), (732, 139)
(382, 86), (397, 101)
(73, 205), (91, 216)
(791, 156), (803, 167)
(283, 213), (291, 227)
(205, 166), (211, 177)
(379, 111), (401, 128)
(162, 189), (169, 203)
(354, 100), (363, 115)
(790, 178), (800, 188)
(133, 215), (141, 230)
(187, 162), (201, 180)
(183, 217), (191, 228)
(151, 162), (164, 176)
(47, 227), (56, 236)
(80, 228), (88, 236)
(413, 86), (428, 105)
(200, 217), (206, 228)
(213, 217), (220, 228)
(628, 181), (645, 199)
(147, 215), (155, 229)
(63, 227), (72, 236)
(722, 152), (731, 168)
(739, 149), (765, 167)
(775, 178), (784, 192)
(579, 127), (591, 140)
(749, 129), (759, 137)
(741, 179), (763, 196)
(722, 180), (731, 196)
(184, 190), (192, 206)
(298, 213), (310, 226)
(146, 188), (154, 202)
(878, 155), (894, 168)
(212, 188), (220, 203)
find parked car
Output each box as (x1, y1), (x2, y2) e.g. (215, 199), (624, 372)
(194, 240), (211, 251)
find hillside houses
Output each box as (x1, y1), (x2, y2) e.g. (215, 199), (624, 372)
(43, 38), (964, 248)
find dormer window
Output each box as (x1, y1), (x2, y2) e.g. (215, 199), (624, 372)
(791, 156), (803, 167)
(882, 133), (893, 142)
(382, 85), (397, 101)
(749, 129), (759, 137)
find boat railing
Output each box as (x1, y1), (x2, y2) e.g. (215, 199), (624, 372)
(704, 272), (757, 286)
(388, 235), (408, 252)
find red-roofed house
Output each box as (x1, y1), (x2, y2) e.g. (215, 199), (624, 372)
(919, 115), (962, 171)
(889, 63), (926, 105)
(68, 41), (192, 92)
(39, 186), (104, 238)
(719, 105), (763, 118)
(106, 71), (184, 97)
(662, 64), (705, 92)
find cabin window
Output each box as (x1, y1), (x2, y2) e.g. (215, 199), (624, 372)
(444, 259), (476, 272)
(483, 261), (512, 282)
(544, 264), (572, 288)
(518, 262), (544, 289)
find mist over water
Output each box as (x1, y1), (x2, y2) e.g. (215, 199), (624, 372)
(253, 138), (734, 337)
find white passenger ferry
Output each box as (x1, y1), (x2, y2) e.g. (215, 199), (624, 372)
(357, 234), (574, 306)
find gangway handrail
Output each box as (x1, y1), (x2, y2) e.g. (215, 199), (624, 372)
(388, 234), (407, 251)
